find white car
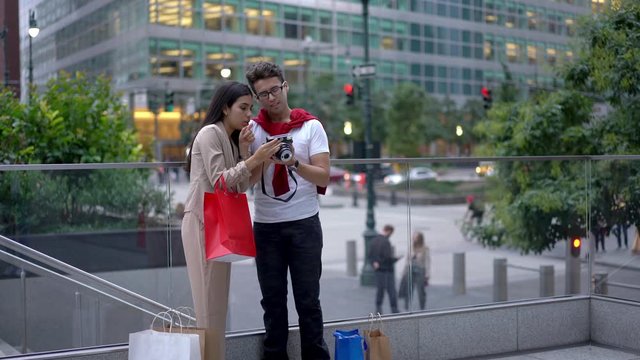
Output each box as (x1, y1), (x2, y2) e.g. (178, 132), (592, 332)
(383, 167), (438, 184)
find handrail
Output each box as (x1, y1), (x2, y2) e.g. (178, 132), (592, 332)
(0, 249), (162, 319)
(0, 234), (195, 323)
(2, 155), (640, 171)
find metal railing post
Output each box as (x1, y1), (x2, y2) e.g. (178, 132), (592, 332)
(20, 268), (27, 354)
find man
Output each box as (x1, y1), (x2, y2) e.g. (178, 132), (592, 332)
(246, 62), (331, 360)
(369, 224), (400, 314)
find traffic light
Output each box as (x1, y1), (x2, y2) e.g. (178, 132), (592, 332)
(481, 86), (492, 109)
(164, 91), (175, 112)
(344, 83), (354, 106)
(570, 237), (581, 258)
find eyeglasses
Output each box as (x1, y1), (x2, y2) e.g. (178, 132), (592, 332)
(256, 82), (286, 100)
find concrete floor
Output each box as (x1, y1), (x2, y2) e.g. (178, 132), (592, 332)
(485, 344), (640, 360)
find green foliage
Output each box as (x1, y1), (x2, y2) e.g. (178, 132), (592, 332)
(385, 83), (428, 157)
(0, 73), (166, 236)
(472, 1), (640, 253)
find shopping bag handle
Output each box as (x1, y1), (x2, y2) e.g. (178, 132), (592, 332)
(172, 306), (196, 327)
(368, 312), (384, 333)
(150, 311), (175, 332)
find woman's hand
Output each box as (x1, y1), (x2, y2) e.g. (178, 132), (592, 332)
(254, 139), (282, 162)
(239, 126), (255, 158)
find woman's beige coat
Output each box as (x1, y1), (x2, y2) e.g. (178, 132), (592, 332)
(182, 122), (251, 360)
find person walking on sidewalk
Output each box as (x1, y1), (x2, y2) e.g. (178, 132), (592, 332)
(246, 61), (331, 360)
(369, 224), (400, 314)
(181, 81), (282, 359)
(399, 231), (431, 310)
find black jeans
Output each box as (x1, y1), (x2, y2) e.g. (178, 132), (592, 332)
(375, 270), (398, 314)
(254, 213), (330, 360)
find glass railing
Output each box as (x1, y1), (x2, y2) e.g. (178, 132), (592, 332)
(1, 156), (639, 357)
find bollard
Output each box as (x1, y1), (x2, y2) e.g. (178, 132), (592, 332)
(390, 189), (397, 206)
(565, 244), (581, 295)
(493, 258), (507, 302)
(453, 253), (466, 295)
(346, 240), (358, 277)
(593, 272), (608, 295)
(352, 188), (358, 207)
(539, 265), (555, 297)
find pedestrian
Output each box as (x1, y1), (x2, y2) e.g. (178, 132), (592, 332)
(399, 231), (431, 310)
(181, 81), (282, 359)
(369, 224), (400, 315)
(245, 61), (332, 360)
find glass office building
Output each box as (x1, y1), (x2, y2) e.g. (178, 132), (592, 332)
(19, 0), (594, 157)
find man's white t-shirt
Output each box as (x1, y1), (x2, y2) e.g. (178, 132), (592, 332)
(249, 119), (329, 223)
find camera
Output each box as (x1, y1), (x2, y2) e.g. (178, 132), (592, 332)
(267, 134), (294, 162)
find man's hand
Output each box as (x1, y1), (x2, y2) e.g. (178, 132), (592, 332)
(271, 143), (296, 167)
(372, 261), (380, 270)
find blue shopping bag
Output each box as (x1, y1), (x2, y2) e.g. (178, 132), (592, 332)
(333, 329), (365, 360)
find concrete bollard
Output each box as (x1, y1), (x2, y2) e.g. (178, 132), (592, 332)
(346, 240), (358, 277)
(493, 258), (507, 302)
(565, 245), (581, 295)
(539, 265), (555, 297)
(593, 272), (608, 295)
(352, 188), (359, 207)
(453, 253), (466, 295)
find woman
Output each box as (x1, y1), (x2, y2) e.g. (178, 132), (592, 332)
(182, 81), (281, 359)
(399, 231), (431, 310)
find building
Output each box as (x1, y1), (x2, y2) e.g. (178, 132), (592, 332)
(19, 0), (594, 158)
(1, 0), (21, 97)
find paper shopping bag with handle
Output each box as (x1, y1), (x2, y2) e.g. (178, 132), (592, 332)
(153, 308), (205, 360)
(204, 176), (256, 262)
(364, 313), (392, 360)
(333, 329), (365, 360)
(129, 311), (200, 360)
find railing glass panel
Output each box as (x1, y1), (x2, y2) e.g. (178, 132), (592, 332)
(1, 157), (639, 357)
(589, 158), (640, 302)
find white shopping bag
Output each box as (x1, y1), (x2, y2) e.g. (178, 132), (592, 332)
(128, 329), (200, 360)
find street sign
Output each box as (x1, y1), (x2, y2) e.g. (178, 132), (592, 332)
(352, 63), (376, 78)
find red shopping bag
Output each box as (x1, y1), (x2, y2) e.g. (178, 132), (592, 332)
(203, 176), (256, 262)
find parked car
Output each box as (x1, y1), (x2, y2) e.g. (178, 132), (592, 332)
(475, 161), (495, 177)
(383, 167), (438, 185)
(329, 166), (348, 183)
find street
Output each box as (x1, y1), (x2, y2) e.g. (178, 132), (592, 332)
(167, 178), (640, 331)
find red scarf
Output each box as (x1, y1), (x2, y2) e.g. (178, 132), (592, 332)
(254, 108), (326, 196)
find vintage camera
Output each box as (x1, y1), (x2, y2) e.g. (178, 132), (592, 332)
(267, 134), (294, 162)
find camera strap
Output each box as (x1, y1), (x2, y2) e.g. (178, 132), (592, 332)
(261, 166), (298, 202)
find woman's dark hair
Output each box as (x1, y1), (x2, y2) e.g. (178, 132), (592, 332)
(185, 81), (252, 173)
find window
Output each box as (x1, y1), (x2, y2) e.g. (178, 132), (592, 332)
(506, 42), (519, 63)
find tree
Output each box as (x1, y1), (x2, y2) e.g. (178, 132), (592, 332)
(472, 1), (640, 253)
(385, 83), (428, 157)
(0, 72), (165, 235)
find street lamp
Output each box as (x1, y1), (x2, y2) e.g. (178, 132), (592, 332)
(359, 0), (377, 286)
(1, 27), (8, 87)
(28, 9), (39, 100)
(302, 35), (313, 108)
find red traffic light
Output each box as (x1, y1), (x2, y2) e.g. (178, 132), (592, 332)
(481, 86), (491, 98)
(343, 83), (354, 95)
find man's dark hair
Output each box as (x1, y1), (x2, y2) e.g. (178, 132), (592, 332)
(383, 224), (394, 233)
(245, 62), (285, 93)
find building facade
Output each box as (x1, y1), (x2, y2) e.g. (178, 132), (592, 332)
(19, 0), (595, 158)
(1, 0), (21, 97)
